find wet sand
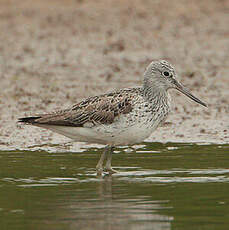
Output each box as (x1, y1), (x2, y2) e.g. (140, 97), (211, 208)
(0, 0), (228, 151)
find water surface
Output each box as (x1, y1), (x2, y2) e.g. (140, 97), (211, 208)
(0, 143), (229, 230)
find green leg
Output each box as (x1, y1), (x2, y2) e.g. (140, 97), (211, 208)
(105, 146), (118, 174)
(96, 146), (109, 175)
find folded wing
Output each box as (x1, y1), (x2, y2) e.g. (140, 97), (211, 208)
(18, 89), (136, 127)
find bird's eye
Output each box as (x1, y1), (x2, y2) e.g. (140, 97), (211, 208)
(163, 71), (170, 77)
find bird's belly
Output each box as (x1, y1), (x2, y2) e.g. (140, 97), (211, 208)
(37, 110), (168, 146)
(104, 124), (154, 145)
(91, 113), (165, 145)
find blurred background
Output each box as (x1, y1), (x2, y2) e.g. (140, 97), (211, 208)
(0, 1), (229, 230)
(0, 0), (228, 150)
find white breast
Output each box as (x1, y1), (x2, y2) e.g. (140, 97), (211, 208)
(36, 96), (170, 146)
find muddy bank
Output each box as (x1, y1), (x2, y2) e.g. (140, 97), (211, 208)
(0, 0), (228, 151)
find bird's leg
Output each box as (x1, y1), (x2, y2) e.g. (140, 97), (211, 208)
(105, 146), (118, 174)
(96, 146), (109, 175)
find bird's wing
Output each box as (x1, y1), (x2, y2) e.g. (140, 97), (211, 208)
(19, 89), (139, 127)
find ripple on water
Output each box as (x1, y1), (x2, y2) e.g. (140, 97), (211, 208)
(114, 168), (229, 183)
(1, 177), (101, 187)
(117, 175), (229, 183)
(2, 168), (229, 187)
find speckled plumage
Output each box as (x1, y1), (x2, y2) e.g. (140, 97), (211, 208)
(19, 87), (170, 145)
(19, 60), (206, 174)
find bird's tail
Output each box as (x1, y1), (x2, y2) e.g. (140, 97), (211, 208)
(18, 116), (41, 124)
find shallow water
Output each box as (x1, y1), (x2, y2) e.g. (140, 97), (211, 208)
(0, 143), (229, 230)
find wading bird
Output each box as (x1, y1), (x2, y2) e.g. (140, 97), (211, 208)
(19, 60), (207, 175)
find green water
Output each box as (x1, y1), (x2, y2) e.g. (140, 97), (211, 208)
(0, 143), (229, 230)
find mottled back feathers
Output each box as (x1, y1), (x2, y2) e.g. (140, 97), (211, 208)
(19, 88), (142, 127)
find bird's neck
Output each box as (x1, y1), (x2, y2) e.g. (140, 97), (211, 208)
(142, 83), (168, 103)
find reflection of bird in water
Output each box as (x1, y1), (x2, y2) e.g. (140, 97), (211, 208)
(69, 175), (173, 230)
(19, 60), (207, 175)
(97, 174), (113, 199)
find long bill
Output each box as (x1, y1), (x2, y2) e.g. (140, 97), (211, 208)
(174, 81), (207, 107)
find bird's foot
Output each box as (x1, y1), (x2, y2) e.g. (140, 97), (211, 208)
(96, 166), (104, 176)
(104, 167), (118, 174)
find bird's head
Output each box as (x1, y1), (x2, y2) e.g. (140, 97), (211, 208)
(144, 60), (207, 107)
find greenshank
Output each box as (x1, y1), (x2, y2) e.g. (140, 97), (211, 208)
(19, 60), (207, 175)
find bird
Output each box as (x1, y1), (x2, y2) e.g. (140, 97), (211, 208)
(19, 60), (207, 175)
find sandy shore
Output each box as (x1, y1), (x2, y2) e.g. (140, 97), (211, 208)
(0, 0), (228, 151)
